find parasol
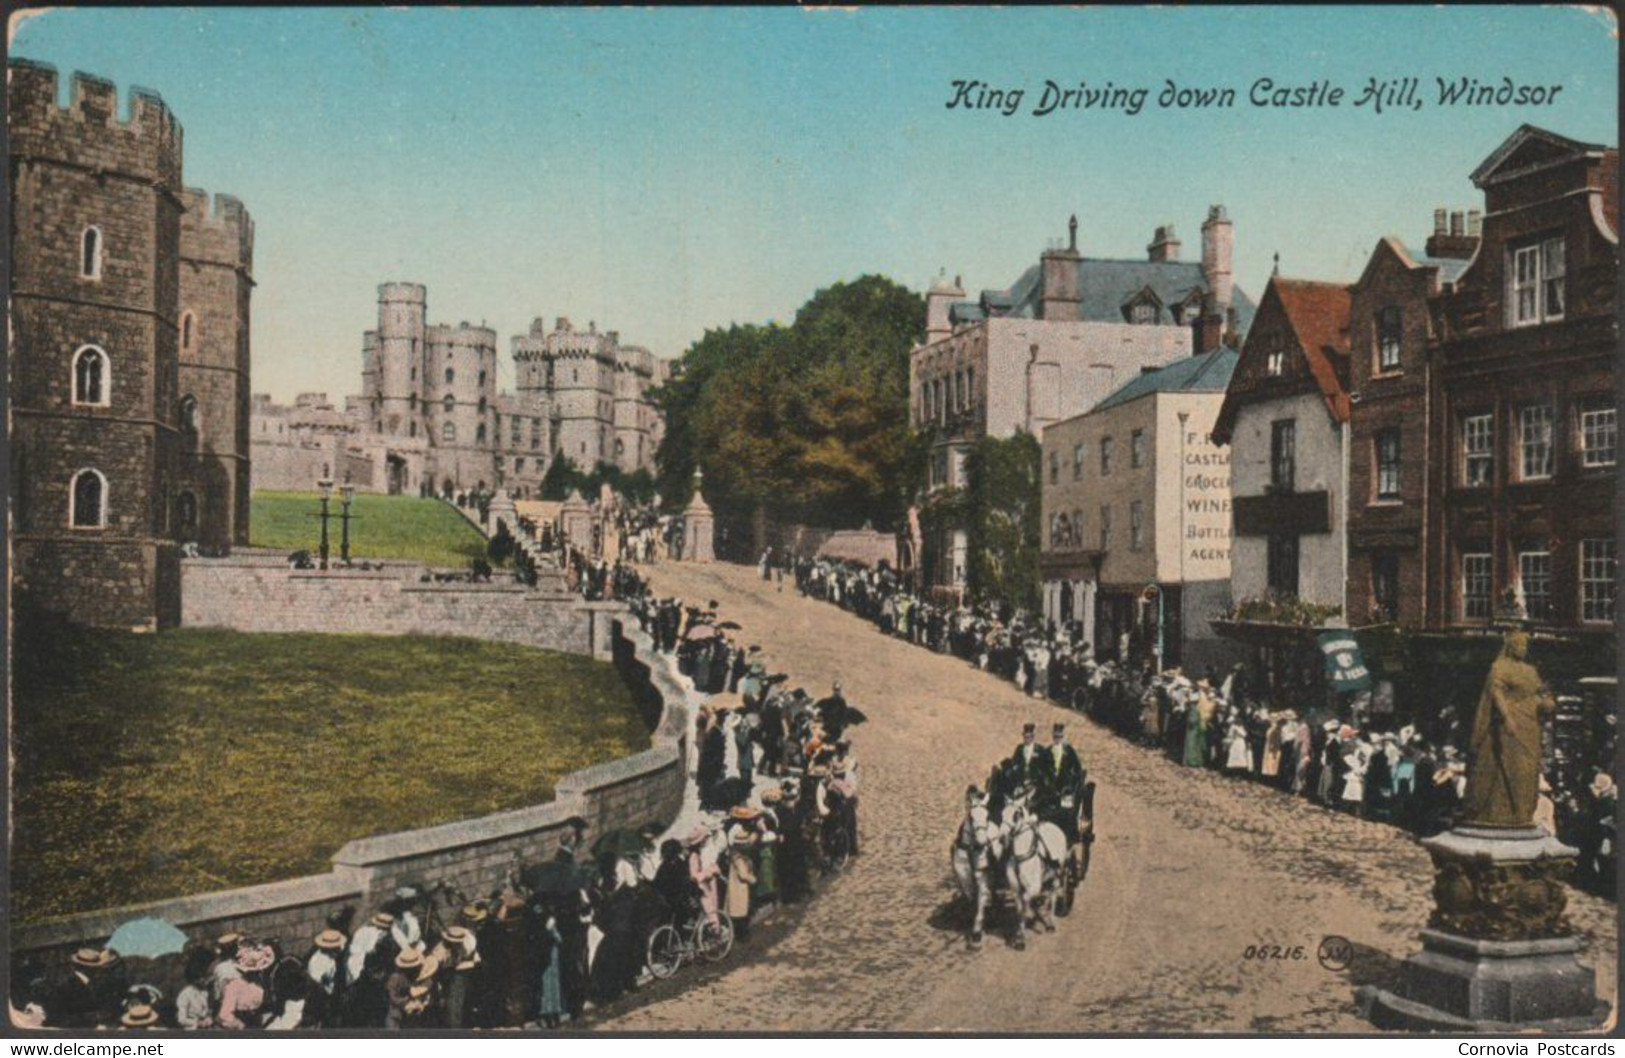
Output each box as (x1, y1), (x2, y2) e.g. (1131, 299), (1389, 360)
(522, 859), (591, 897)
(105, 917), (188, 960)
(716, 620), (742, 631)
(591, 828), (649, 860)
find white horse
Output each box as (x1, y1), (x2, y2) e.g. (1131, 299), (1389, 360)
(951, 793), (995, 948)
(999, 792), (1067, 950)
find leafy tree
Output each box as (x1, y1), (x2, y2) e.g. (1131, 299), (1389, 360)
(654, 275), (925, 533)
(963, 432), (1042, 612)
(541, 455), (583, 501)
(488, 522), (516, 564)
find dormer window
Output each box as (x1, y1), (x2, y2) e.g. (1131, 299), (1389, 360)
(1510, 236), (1565, 327)
(1375, 306), (1402, 372)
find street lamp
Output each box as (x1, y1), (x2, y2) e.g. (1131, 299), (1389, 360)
(340, 483), (357, 564)
(317, 478), (334, 571)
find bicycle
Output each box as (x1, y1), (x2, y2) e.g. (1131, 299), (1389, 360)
(645, 909), (734, 980)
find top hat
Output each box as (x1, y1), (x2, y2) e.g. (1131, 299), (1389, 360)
(1052, 723), (1066, 736)
(1022, 723), (1036, 736)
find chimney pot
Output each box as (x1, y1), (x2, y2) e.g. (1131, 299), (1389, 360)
(1466, 210), (1482, 237)
(1450, 211), (1464, 237)
(1434, 208), (1448, 235)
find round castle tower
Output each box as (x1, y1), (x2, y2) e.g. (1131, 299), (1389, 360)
(373, 282), (427, 438)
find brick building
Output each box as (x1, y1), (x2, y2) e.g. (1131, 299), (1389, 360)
(1424, 125), (1619, 640)
(9, 60), (252, 629)
(912, 208), (1256, 590)
(1343, 218), (1472, 627)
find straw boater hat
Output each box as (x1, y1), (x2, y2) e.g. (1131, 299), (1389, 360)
(70, 948), (117, 971)
(315, 929), (346, 952)
(761, 787), (784, 804)
(395, 949), (425, 972)
(370, 912), (396, 929)
(216, 931), (244, 949)
(460, 903), (489, 925)
(417, 955), (440, 982)
(120, 1004), (160, 1029)
(730, 805), (761, 821)
(730, 827), (757, 846)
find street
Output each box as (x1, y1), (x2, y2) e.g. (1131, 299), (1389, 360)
(601, 560), (1618, 1033)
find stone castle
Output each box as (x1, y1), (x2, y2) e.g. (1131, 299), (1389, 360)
(251, 285), (667, 498)
(9, 60), (253, 630)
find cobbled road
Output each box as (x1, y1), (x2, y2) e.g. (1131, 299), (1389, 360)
(600, 562), (1617, 1033)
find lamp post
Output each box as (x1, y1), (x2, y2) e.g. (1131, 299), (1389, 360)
(340, 483), (356, 564)
(317, 478), (334, 571)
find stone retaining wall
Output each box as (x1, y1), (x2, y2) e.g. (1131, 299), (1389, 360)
(178, 555), (615, 659)
(11, 620), (688, 963)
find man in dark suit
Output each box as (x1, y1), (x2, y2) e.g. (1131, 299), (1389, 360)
(1010, 722), (1043, 787)
(1034, 723), (1086, 838)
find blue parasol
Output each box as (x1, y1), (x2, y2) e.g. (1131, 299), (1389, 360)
(106, 917), (189, 960)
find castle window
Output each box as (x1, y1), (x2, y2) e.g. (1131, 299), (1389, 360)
(443, 395), (455, 413)
(179, 394), (200, 434)
(80, 227), (103, 280)
(175, 491), (198, 537)
(479, 370), (487, 387)
(70, 468), (106, 528)
(477, 423), (487, 443)
(72, 345), (109, 406)
(410, 421), (416, 437)
(443, 422), (456, 442)
(180, 312), (196, 352)
(478, 397), (487, 414)
(445, 368), (454, 385)
(511, 417), (521, 444)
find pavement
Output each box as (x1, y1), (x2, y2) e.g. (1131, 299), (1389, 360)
(594, 561), (1617, 1034)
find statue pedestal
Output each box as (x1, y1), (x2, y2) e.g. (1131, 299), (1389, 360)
(1359, 827), (1609, 1031)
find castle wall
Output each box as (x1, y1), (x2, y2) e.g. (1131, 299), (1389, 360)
(8, 60), (198, 629)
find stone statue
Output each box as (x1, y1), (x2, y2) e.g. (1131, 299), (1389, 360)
(1461, 630), (1556, 829)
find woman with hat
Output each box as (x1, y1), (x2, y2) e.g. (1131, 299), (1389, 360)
(345, 912), (393, 989)
(685, 824), (722, 929)
(303, 929), (346, 1028)
(437, 927), (479, 1029)
(218, 942), (274, 1029)
(384, 948), (423, 1029)
(174, 947), (216, 1030)
(754, 792), (782, 908)
(725, 823), (759, 941)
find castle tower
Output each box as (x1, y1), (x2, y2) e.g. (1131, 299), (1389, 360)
(925, 270), (966, 343)
(178, 187), (254, 549)
(8, 60), (189, 629)
(544, 317), (612, 469)
(373, 282), (427, 438)
(613, 343), (656, 472)
(424, 321), (498, 493)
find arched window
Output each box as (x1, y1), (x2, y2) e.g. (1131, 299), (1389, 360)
(479, 370), (487, 388)
(445, 367), (454, 384)
(443, 395), (455, 413)
(81, 226), (103, 280)
(175, 491), (198, 536)
(443, 422), (456, 442)
(72, 346), (109, 406)
(476, 423), (487, 443)
(409, 420), (417, 437)
(180, 311), (196, 352)
(478, 397), (487, 414)
(70, 468), (106, 528)
(179, 394), (199, 433)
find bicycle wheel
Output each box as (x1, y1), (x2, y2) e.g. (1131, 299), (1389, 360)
(646, 924), (683, 980)
(826, 827), (851, 872)
(695, 915), (734, 963)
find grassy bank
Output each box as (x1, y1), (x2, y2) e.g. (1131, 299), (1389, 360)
(249, 491), (488, 567)
(12, 619), (650, 922)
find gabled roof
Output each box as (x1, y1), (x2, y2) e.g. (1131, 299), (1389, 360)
(1470, 124), (1611, 189)
(1091, 347), (1239, 414)
(1357, 236), (1470, 288)
(967, 258), (1258, 336)
(1212, 275), (1351, 443)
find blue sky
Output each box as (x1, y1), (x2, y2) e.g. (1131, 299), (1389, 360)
(11, 6), (1617, 402)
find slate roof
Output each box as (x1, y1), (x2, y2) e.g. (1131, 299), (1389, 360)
(1091, 347), (1239, 414)
(950, 258), (1257, 337)
(1396, 242), (1471, 284)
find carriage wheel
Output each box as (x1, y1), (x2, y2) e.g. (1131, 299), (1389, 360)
(696, 915), (734, 963)
(825, 828), (851, 873)
(646, 925), (683, 980)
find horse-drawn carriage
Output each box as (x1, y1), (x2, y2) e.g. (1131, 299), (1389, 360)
(950, 767), (1097, 949)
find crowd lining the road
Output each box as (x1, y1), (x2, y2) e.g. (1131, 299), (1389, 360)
(775, 551), (1616, 891)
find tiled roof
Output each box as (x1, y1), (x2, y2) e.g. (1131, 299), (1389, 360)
(1091, 347), (1239, 414)
(1272, 277), (1353, 424)
(973, 258), (1258, 337)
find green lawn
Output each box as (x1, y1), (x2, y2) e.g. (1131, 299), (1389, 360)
(11, 618), (650, 923)
(250, 491), (489, 567)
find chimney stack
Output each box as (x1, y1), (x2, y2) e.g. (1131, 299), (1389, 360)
(1147, 224), (1182, 263)
(1039, 217), (1083, 322)
(1201, 205), (1234, 315)
(1426, 206), (1480, 260)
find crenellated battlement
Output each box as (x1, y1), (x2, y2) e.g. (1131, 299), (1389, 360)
(180, 187), (254, 270)
(8, 60), (184, 190)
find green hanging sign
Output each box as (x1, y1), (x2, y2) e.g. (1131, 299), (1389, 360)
(1317, 630), (1372, 693)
